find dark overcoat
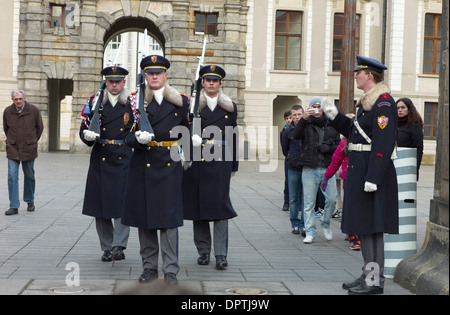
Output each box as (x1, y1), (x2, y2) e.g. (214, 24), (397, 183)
(3, 102), (43, 161)
(182, 90), (238, 221)
(331, 82), (399, 235)
(121, 84), (190, 230)
(80, 90), (134, 219)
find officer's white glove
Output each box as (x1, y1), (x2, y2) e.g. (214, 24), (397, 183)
(83, 129), (99, 142)
(364, 181), (377, 192)
(135, 130), (154, 144)
(192, 134), (203, 147)
(322, 98), (338, 121)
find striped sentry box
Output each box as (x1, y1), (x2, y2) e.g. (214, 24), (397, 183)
(385, 148), (417, 278)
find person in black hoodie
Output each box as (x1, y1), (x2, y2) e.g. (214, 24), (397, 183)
(292, 97), (340, 244)
(396, 98), (424, 180)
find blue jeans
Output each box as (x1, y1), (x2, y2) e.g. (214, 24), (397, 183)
(8, 159), (36, 208)
(301, 167), (337, 238)
(288, 168), (305, 229)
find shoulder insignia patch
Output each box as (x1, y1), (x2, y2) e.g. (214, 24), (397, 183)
(378, 101), (391, 108)
(377, 116), (389, 129)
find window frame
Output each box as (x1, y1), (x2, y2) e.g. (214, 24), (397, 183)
(332, 13), (361, 72)
(423, 13), (441, 75)
(194, 11), (219, 36)
(274, 10), (303, 71)
(423, 102), (438, 140)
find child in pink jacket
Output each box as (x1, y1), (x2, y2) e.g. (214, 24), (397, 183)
(320, 135), (360, 250)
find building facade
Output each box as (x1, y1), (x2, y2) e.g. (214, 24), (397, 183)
(0, 0), (443, 163)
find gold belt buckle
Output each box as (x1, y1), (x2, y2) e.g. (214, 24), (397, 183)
(106, 139), (114, 145)
(206, 139), (214, 145)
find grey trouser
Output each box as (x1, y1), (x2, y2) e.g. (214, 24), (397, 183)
(138, 228), (179, 275)
(359, 232), (385, 288)
(194, 220), (228, 257)
(95, 218), (130, 251)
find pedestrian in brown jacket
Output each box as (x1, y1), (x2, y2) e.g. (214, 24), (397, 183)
(3, 90), (43, 215)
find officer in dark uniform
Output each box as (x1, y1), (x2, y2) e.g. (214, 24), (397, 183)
(182, 65), (238, 270)
(323, 55), (399, 295)
(80, 66), (134, 262)
(121, 55), (190, 285)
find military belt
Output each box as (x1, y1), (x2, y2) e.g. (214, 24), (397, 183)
(147, 140), (178, 147)
(348, 143), (372, 152)
(98, 139), (124, 145)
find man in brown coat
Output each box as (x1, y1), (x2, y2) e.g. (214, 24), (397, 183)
(3, 90), (43, 215)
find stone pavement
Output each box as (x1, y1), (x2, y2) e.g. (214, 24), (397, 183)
(0, 152), (434, 295)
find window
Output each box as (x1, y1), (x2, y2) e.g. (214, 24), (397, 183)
(195, 12), (219, 36)
(423, 14), (441, 74)
(275, 10), (302, 70)
(424, 102), (438, 139)
(50, 3), (76, 28)
(332, 13), (361, 72)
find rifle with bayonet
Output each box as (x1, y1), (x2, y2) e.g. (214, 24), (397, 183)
(135, 29), (155, 137)
(190, 37), (208, 138)
(88, 42), (123, 137)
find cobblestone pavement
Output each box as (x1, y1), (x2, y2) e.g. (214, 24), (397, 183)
(0, 152), (434, 295)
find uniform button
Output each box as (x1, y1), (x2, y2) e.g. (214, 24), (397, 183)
(174, 113), (178, 116)
(169, 130), (172, 134)
(201, 158), (205, 162)
(218, 158), (222, 161)
(147, 163), (150, 167)
(118, 156), (122, 160)
(120, 128), (124, 132)
(102, 144), (105, 147)
(355, 131), (358, 134)
(167, 147), (170, 150)
(102, 128), (106, 131)
(225, 115), (228, 119)
(167, 163), (171, 167)
(102, 158), (106, 162)
(147, 147), (151, 150)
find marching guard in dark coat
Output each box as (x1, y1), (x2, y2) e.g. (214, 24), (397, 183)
(80, 66), (133, 262)
(323, 55), (399, 295)
(182, 65), (238, 270)
(121, 55), (190, 285)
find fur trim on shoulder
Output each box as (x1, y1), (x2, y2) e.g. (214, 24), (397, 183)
(145, 83), (183, 107)
(102, 88), (129, 106)
(199, 90), (235, 112)
(356, 81), (391, 111)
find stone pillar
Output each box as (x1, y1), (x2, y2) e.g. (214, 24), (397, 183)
(394, 0), (449, 295)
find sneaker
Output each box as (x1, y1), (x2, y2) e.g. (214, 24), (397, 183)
(314, 208), (323, 216)
(323, 228), (333, 241)
(349, 235), (361, 250)
(292, 227), (300, 234)
(303, 235), (315, 244)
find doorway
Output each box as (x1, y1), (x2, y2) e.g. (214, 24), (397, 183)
(48, 79), (73, 151)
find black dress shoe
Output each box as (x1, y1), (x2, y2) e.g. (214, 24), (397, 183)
(216, 255), (228, 270)
(197, 253), (210, 265)
(101, 250), (113, 262)
(139, 268), (158, 283)
(27, 202), (35, 212)
(112, 246), (125, 261)
(282, 202), (289, 211)
(342, 277), (364, 290)
(348, 283), (383, 295)
(5, 208), (18, 215)
(164, 273), (178, 285)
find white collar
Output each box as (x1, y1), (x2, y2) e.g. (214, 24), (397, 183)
(205, 94), (218, 111)
(153, 87), (165, 105)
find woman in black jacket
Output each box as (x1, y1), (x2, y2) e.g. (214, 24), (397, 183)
(396, 97), (424, 180)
